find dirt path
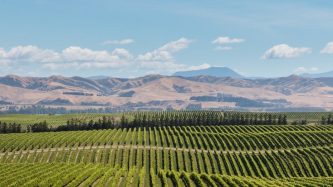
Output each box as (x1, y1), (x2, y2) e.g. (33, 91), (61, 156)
(1, 144), (331, 156)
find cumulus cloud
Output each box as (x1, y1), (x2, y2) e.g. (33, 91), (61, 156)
(137, 38), (192, 66)
(293, 67), (318, 74)
(321, 42), (333, 54)
(212, 36), (244, 52)
(47, 47), (132, 70)
(212, 37), (244, 45)
(0, 45), (60, 63)
(102, 38), (134, 45)
(0, 38), (201, 75)
(134, 38), (212, 74)
(262, 44), (311, 59)
(0, 45), (132, 70)
(63, 47), (132, 62)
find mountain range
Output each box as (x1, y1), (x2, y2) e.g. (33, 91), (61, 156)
(174, 66), (333, 79)
(1, 67), (333, 112)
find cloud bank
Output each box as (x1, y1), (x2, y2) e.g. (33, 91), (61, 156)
(0, 38), (209, 75)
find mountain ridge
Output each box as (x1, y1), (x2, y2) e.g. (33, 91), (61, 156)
(0, 73), (333, 111)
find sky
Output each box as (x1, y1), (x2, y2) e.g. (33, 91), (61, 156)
(0, 0), (333, 78)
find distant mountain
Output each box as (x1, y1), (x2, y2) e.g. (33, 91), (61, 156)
(87, 76), (109, 80)
(173, 67), (243, 78)
(302, 71), (333, 78)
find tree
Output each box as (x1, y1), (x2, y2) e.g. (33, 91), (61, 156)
(121, 114), (129, 128)
(327, 114), (332, 125)
(282, 115), (287, 125)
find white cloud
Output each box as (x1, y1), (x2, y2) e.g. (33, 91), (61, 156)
(187, 63), (211, 71)
(46, 47), (132, 70)
(0, 48), (6, 57)
(262, 44), (311, 59)
(293, 67), (318, 74)
(212, 37), (244, 45)
(62, 47), (113, 62)
(134, 38), (213, 74)
(1, 45), (60, 63)
(321, 42), (333, 54)
(111, 48), (133, 59)
(137, 38), (192, 66)
(102, 38), (134, 45)
(0, 48), (8, 66)
(158, 38), (192, 52)
(0, 45), (132, 70)
(62, 46), (132, 63)
(0, 38), (198, 75)
(212, 36), (244, 52)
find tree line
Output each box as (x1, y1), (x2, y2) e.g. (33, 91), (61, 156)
(30, 112), (289, 133)
(0, 121), (22, 133)
(2, 111), (319, 134)
(129, 111), (288, 127)
(22, 116), (117, 133)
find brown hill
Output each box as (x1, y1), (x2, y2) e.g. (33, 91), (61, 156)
(0, 74), (333, 111)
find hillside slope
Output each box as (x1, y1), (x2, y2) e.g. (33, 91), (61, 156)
(1, 74), (333, 111)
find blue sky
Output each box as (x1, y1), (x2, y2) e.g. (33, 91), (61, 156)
(0, 0), (333, 77)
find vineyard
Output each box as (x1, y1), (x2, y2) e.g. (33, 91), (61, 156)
(0, 122), (332, 186)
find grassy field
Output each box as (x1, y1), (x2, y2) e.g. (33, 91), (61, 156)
(0, 124), (332, 186)
(0, 113), (120, 127)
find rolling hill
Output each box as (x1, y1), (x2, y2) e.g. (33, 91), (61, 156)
(1, 73), (333, 111)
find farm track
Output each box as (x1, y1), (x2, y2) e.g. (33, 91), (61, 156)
(1, 143), (332, 156)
